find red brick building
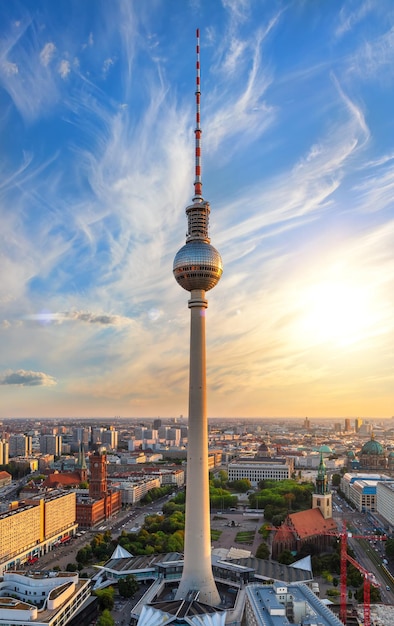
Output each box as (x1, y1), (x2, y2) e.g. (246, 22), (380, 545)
(76, 453), (121, 529)
(271, 508), (337, 559)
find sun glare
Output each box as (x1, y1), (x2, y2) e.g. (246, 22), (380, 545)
(296, 279), (376, 347)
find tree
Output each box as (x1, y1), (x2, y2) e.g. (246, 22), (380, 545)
(355, 584), (381, 603)
(94, 587), (115, 612)
(331, 474), (341, 487)
(97, 609), (115, 626)
(77, 546), (92, 565)
(118, 574), (139, 598)
(278, 550), (295, 565)
(66, 562), (78, 572)
(284, 493), (295, 511)
(258, 523), (273, 540)
(385, 538), (394, 558)
(228, 479), (251, 493)
(218, 470), (228, 483)
(255, 542), (270, 560)
(271, 513), (286, 527)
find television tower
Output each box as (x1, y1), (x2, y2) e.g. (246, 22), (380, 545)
(173, 29), (223, 606)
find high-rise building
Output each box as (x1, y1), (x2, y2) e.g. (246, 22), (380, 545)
(0, 440), (9, 466)
(8, 434), (32, 457)
(172, 29), (223, 606)
(102, 428), (118, 450)
(355, 417), (363, 432)
(91, 426), (104, 444)
(73, 427), (90, 448)
(39, 434), (62, 456)
(344, 418), (351, 432)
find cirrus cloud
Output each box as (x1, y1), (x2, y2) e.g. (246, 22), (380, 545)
(40, 42), (56, 67)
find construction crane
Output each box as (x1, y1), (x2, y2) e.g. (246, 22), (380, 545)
(337, 522), (385, 626)
(338, 524), (381, 626)
(268, 519), (386, 626)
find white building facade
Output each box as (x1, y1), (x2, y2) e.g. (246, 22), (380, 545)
(227, 459), (292, 486)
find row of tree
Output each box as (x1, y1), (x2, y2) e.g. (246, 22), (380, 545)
(0, 462), (31, 479)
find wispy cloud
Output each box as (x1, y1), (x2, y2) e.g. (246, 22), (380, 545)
(336, 0), (376, 38)
(1, 61), (18, 75)
(102, 57), (115, 77)
(346, 25), (394, 80)
(25, 311), (133, 326)
(40, 42), (56, 66)
(58, 59), (71, 79)
(222, 0), (251, 25)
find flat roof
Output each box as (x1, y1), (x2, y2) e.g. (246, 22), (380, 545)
(246, 582), (343, 626)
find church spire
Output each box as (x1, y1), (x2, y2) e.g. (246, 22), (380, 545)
(77, 440), (87, 482)
(316, 449), (328, 495)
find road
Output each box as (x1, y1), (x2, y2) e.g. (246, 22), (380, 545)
(332, 491), (393, 604)
(28, 495), (172, 573)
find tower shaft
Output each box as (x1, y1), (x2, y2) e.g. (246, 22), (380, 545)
(175, 290), (220, 604)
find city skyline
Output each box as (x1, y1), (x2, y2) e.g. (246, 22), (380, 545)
(0, 1), (393, 419)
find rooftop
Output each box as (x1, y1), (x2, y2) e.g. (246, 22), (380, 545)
(246, 582), (343, 626)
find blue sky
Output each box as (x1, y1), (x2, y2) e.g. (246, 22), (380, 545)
(0, 0), (393, 419)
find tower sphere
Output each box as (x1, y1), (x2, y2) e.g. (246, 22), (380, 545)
(173, 240), (223, 292)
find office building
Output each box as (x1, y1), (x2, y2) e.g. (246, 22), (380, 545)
(376, 481), (394, 531)
(355, 417), (363, 432)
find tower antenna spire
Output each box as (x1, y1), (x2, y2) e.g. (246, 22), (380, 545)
(194, 28), (203, 201)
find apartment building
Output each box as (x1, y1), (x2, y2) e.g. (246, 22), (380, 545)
(0, 491), (77, 573)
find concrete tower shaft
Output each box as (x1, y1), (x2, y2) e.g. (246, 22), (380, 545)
(175, 290), (220, 604)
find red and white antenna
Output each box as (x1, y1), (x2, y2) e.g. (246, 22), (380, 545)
(193, 28), (203, 201)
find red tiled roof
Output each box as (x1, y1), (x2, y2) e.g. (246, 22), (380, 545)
(287, 508), (337, 539)
(0, 471), (11, 480)
(42, 472), (82, 487)
(273, 524), (294, 542)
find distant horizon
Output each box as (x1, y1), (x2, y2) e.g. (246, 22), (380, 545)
(1, 415), (392, 421)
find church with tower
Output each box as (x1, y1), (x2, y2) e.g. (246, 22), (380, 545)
(272, 450), (337, 560)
